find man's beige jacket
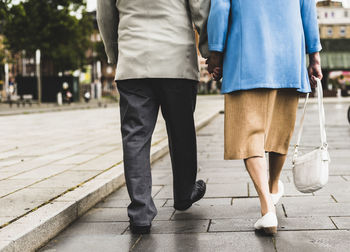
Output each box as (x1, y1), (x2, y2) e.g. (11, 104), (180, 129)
(97, 0), (210, 81)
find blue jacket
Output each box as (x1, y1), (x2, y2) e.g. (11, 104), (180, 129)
(208, 0), (322, 93)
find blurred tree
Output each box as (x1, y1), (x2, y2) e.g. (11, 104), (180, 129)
(2, 0), (93, 75)
(0, 0), (11, 64)
(0, 0), (11, 21)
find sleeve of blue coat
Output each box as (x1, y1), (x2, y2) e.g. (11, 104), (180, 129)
(207, 0), (231, 52)
(301, 0), (322, 54)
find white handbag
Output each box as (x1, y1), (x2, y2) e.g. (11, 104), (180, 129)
(292, 79), (330, 193)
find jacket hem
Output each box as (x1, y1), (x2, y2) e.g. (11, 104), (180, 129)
(221, 83), (311, 94)
(115, 74), (200, 82)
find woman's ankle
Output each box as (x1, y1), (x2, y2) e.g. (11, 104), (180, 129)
(269, 179), (279, 194)
(261, 205), (276, 216)
(260, 196), (276, 215)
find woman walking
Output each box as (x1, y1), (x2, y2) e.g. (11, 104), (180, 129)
(207, 0), (323, 234)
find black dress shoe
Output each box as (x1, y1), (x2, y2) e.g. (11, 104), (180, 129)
(174, 180), (206, 211)
(130, 224), (151, 235)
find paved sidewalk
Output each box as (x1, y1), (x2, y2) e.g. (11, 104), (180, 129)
(0, 99), (116, 117)
(40, 102), (350, 252)
(0, 95), (223, 251)
(0, 96), (349, 117)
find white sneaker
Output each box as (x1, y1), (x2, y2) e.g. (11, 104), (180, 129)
(271, 180), (284, 205)
(254, 212), (278, 235)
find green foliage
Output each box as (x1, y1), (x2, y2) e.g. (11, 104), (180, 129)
(0, 0), (11, 64)
(3, 0), (93, 73)
(0, 40), (5, 64)
(0, 0), (11, 22)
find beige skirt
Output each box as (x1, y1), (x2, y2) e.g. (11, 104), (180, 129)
(224, 88), (300, 160)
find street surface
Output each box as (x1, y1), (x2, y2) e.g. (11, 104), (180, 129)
(0, 96), (223, 230)
(40, 101), (350, 252)
(0, 99), (116, 117)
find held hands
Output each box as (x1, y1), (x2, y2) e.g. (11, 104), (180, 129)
(207, 51), (224, 81)
(308, 52), (323, 88)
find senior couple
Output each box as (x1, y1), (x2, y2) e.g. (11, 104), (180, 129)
(97, 0), (322, 235)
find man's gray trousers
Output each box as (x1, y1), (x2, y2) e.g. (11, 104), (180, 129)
(117, 78), (198, 226)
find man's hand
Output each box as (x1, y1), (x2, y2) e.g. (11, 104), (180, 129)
(308, 52), (323, 88)
(207, 51), (224, 81)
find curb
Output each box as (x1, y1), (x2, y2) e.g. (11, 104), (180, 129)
(0, 103), (117, 117)
(0, 111), (220, 252)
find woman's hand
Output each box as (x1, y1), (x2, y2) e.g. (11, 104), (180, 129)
(207, 51), (224, 81)
(308, 52), (323, 88)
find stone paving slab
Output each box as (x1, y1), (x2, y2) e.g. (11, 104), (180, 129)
(124, 220), (210, 235)
(331, 217), (350, 229)
(332, 194), (350, 203)
(279, 196), (335, 204)
(96, 198), (167, 209)
(155, 183), (249, 199)
(0, 201), (77, 252)
(78, 208), (130, 222)
(0, 99), (117, 115)
(283, 202), (350, 217)
(38, 102), (350, 251)
(313, 182), (350, 195)
(249, 182), (311, 197)
(165, 198), (232, 207)
(171, 205), (285, 220)
(131, 233), (275, 252)
(209, 218), (257, 232)
(204, 183), (249, 198)
(29, 170), (100, 188)
(274, 230), (350, 252)
(40, 235), (138, 252)
(55, 221), (130, 236)
(209, 216), (336, 232)
(107, 185), (163, 200)
(278, 217), (336, 231)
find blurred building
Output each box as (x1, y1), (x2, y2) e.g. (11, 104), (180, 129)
(88, 11), (117, 98)
(0, 33), (21, 100)
(317, 1), (350, 39)
(316, 0), (350, 95)
(317, 0), (343, 7)
(0, 34), (4, 93)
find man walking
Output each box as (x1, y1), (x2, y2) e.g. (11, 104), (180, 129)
(97, 0), (210, 234)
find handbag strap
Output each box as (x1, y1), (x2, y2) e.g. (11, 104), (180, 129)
(293, 78), (328, 162)
(316, 79), (327, 148)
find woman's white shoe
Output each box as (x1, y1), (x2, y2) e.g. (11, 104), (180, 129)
(271, 180), (284, 205)
(254, 212), (278, 235)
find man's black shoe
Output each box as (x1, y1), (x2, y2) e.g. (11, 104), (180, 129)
(130, 224), (151, 235)
(174, 180), (206, 211)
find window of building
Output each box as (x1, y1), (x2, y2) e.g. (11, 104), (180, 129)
(340, 26), (346, 37)
(331, 12), (335, 17)
(325, 12), (328, 18)
(345, 11), (349, 18)
(327, 27), (333, 37)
